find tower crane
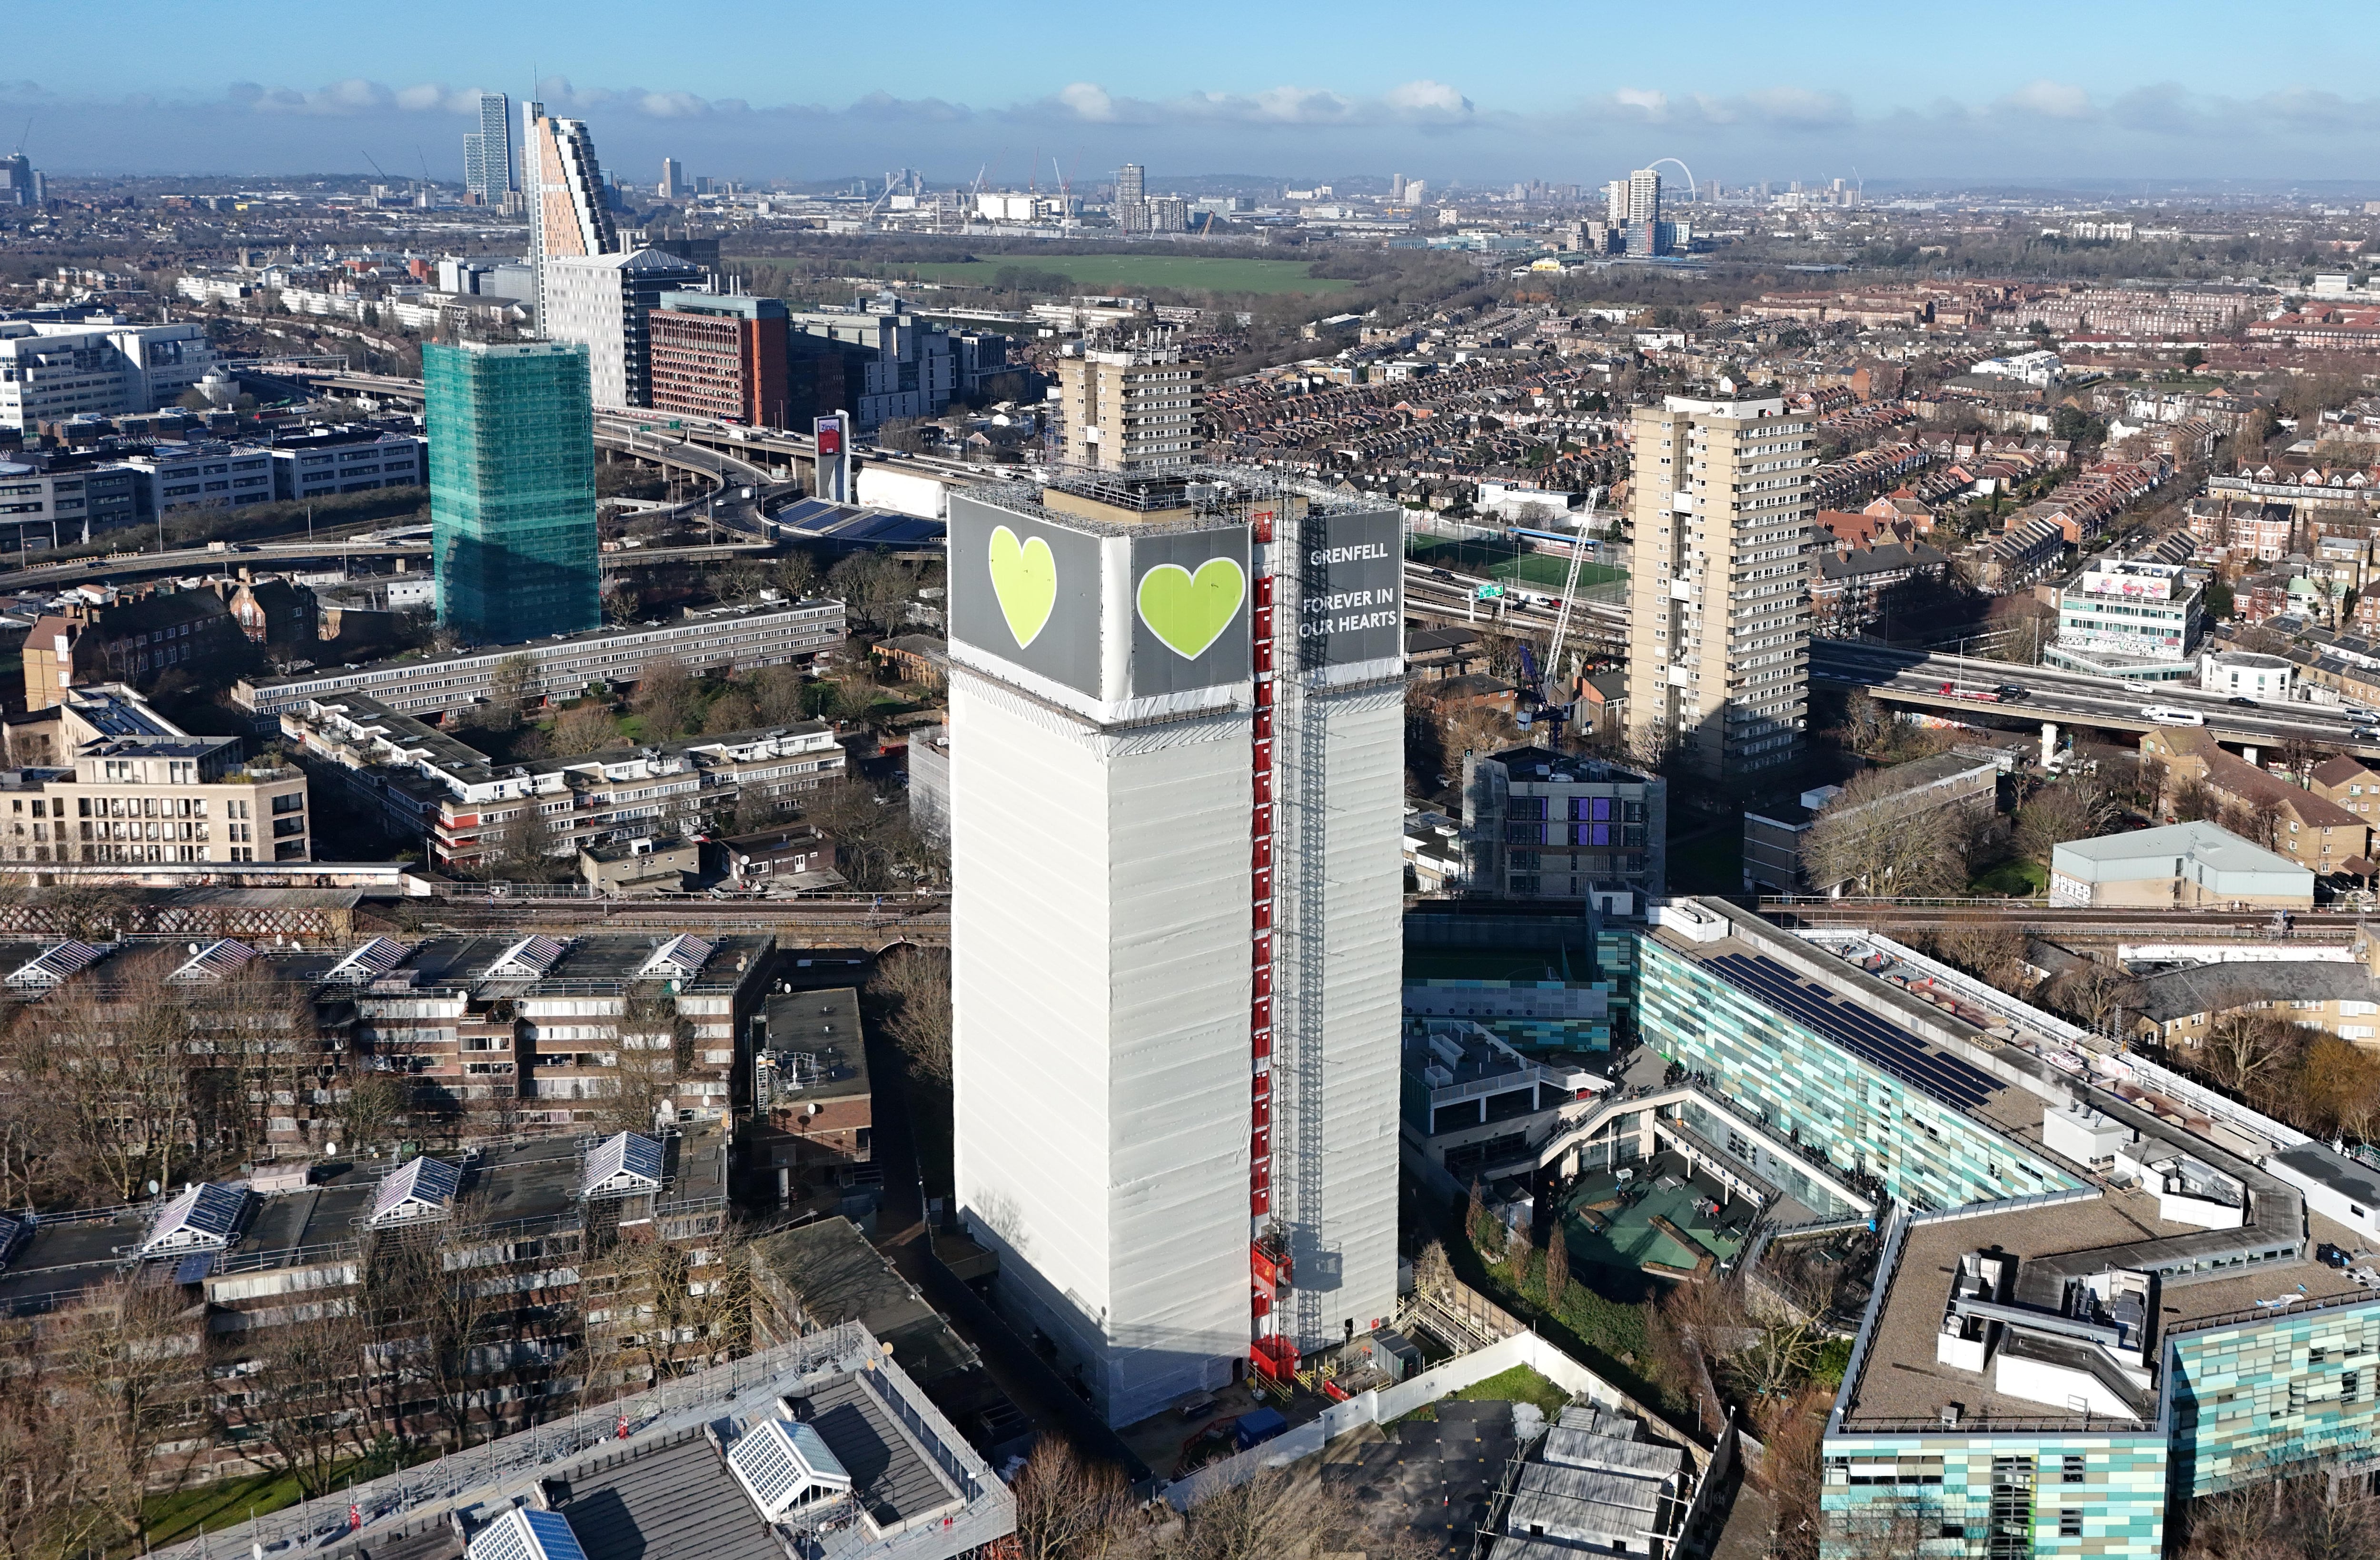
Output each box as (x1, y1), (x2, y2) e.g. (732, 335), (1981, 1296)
(1540, 487), (1605, 741)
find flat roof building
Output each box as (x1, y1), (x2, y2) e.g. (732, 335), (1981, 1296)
(541, 249), (709, 411)
(426, 339), (600, 644)
(2049, 820), (2314, 910)
(1624, 394), (1816, 781)
(650, 291), (789, 427)
(236, 600), (844, 717)
(1459, 744), (1666, 913)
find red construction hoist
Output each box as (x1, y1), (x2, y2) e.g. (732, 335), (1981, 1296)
(1248, 501), (1286, 1376)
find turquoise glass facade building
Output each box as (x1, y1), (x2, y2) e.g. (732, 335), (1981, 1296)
(1636, 932), (2081, 1212)
(1620, 905), (2380, 1557)
(425, 339), (599, 644)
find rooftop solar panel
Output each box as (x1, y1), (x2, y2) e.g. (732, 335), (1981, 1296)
(484, 934), (568, 980)
(139, 1182), (248, 1256)
(1705, 953), (2002, 1112)
(637, 933), (713, 979)
(370, 1156), (462, 1224)
(579, 1132), (666, 1197)
(168, 939), (258, 983)
(327, 936), (413, 984)
(5, 940), (101, 988)
(174, 1250), (218, 1284)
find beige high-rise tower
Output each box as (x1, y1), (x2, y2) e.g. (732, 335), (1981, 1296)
(1058, 332), (1203, 472)
(1624, 392), (1815, 781)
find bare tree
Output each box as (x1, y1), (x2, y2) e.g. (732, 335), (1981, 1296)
(774, 550), (820, 602)
(52, 1272), (203, 1547)
(1010, 1437), (1144, 1560)
(2013, 775), (2118, 865)
(217, 1302), (373, 1499)
(1167, 1467), (1362, 1560)
(1930, 922), (2034, 992)
(871, 946), (952, 1084)
(745, 664), (808, 728)
(2049, 956), (2142, 1040)
(600, 992), (692, 1135)
(2200, 1004), (2301, 1105)
(14, 951), (210, 1204)
(1545, 1222), (1569, 1312)
(1726, 1312), (1827, 1405)
(633, 656), (699, 738)
(827, 552), (915, 634)
(1413, 1238), (1452, 1302)
(0, 1359), (121, 1560)
(1803, 771), (1968, 897)
(587, 1224), (754, 1390)
(552, 701), (625, 755)
(367, 1201), (502, 1450)
(337, 1068), (410, 1156)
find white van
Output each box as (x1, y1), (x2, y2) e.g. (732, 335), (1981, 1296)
(2140, 705), (2207, 726)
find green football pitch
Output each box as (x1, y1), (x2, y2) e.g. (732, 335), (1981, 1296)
(1408, 536), (1625, 590)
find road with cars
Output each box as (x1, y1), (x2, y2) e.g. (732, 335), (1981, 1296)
(1812, 639), (2380, 759)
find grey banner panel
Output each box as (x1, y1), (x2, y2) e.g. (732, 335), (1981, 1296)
(1128, 525), (1252, 697)
(947, 492), (1105, 697)
(1295, 507), (1403, 670)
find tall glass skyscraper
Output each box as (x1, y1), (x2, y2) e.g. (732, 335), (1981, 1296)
(425, 340), (599, 644)
(462, 91), (512, 206)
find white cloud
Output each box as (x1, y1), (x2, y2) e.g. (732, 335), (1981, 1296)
(1612, 87), (1669, 117)
(1998, 79), (2094, 120)
(1056, 81), (1114, 121)
(1383, 79), (1474, 121)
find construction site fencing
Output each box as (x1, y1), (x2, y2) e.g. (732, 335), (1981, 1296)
(1164, 1328), (1705, 1512)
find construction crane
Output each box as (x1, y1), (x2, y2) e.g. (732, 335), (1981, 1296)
(360, 149), (393, 201)
(1539, 487), (1605, 740)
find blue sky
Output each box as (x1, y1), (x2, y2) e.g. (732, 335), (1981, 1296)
(11, 0), (2380, 187)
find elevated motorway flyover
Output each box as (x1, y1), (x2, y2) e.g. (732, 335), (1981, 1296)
(1811, 638), (2380, 765)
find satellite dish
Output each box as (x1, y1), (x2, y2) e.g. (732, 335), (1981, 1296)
(146, 1180), (160, 1196)
(325, 1142), (339, 1157)
(187, 943), (201, 956)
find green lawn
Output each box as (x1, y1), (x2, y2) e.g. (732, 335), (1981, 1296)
(1396, 1364), (1572, 1422)
(143, 1463), (350, 1551)
(1970, 858), (2047, 897)
(889, 255), (1357, 295)
(1408, 537), (1624, 591)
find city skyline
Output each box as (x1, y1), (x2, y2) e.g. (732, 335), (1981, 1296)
(8, 0), (2380, 184)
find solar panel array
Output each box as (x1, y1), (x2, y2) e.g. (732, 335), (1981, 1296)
(638, 933), (714, 979)
(327, 936), (413, 984)
(370, 1156), (463, 1223)
(1706, 952), (2002, 1111)
(5, 940), (101, 988)
(727, 1419), (852, 1521)
(170, 939), (258, 983)
(486, 934), (568, 979)
(139, 1182), (248, 1255)
(465, 1509), (589, 1560)
(0, 1211), (30, 1267)
(174, 1250), (219, 1284)
(580, 1132), (665, 1196)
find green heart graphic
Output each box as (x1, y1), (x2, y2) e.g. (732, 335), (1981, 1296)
(986, 525), (1057, 648)
(1137, 557), (1247, 660)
